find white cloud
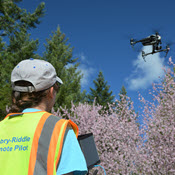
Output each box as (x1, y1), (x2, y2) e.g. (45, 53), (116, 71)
(79, 53), (86, 62)
(78, 65), (95, 87)
(75, 53), (95, 88)
(126, 46), (166, 91)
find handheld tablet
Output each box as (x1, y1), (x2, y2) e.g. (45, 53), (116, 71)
(78, 133), (100, 170)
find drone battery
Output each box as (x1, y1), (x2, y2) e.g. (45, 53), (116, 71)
(78, 133), (100, 170)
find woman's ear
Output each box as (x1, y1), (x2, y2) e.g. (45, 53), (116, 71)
(48, 87), (55, 99)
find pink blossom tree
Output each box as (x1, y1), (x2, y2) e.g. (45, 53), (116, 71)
(53, 58), (175, 174)
(53, 98), (144, 174)
(138, 58), (175, 174)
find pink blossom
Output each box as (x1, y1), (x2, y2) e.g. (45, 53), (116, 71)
(52, 58), (175, 174)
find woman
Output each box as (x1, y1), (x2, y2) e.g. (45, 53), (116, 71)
(0, 59), (87, 175)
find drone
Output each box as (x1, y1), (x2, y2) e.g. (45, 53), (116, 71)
(130, 32), (170, 61)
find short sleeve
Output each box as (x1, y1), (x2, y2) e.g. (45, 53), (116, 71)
(56, 129), (88, 175)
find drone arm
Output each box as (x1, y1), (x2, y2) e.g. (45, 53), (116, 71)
(130, 39), (142, 46)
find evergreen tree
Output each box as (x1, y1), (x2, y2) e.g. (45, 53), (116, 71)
(88, 71), (115, 108)
(116, 85), (128, 114)
(0, 0), (85, 120)
(117, 85), (138, 122)
(43, 27), (85, 110)
(0, 0), (45, 119)
(119, 85), (127, 100)
(118, 85), (127, 104)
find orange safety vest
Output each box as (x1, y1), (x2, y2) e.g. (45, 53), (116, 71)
(0, 111), (78, 175)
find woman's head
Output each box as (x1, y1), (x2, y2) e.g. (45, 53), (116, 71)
(10, 59), (62, 112)
(11, 59), (63, 92)
(11, 81), (59, 112)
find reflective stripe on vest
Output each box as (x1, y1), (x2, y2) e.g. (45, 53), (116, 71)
(28, 113), (78, 175)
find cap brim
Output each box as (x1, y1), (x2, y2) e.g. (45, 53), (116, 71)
(56, 76), (63, 84)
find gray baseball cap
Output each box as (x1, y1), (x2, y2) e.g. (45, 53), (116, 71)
(11, 59), (63, 92)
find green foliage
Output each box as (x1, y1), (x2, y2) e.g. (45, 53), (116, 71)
(0, 0), (45, 34)
(88, 71), (115, 108)
(0, 0), (112, 120)
(0, 0), (86, 119)
(0, 0), (45, 119)
(119, 85), (127, 100)
(118, 85), (128, 106)
(43, 27), (85, 110)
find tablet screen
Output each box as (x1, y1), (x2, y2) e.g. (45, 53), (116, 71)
(78, 133), (100, 170)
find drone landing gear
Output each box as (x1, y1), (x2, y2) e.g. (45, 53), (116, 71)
(142, 51), (146, 62)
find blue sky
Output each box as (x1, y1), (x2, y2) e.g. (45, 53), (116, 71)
(20, 0), (175, 112)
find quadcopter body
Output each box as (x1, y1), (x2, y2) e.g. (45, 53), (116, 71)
(130, 32), (170, 61)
